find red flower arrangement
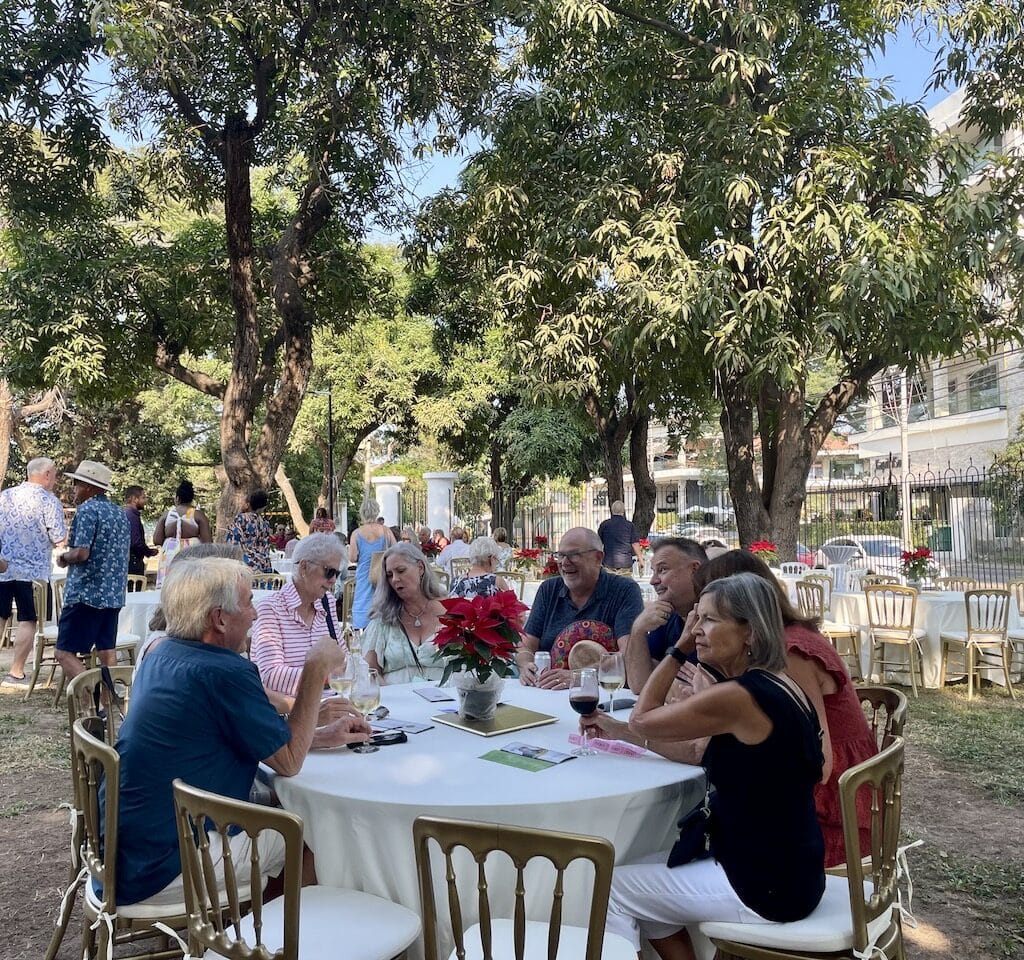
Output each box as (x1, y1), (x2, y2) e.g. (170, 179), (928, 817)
(534, 534), (549, 548)
(638, 538), (651, 550)
(513, 547), (543, 570)
(748, 540), (780, 565)
(540, 554), (560, 577)
(435, 590), (528, 684)
(420, 540), (441, 557)
(900, 546), (933, 580)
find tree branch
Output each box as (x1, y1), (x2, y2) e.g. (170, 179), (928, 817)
(165, 74), (222, 157)
(154, 342), (226, 398)
(598, 1), (724, 57)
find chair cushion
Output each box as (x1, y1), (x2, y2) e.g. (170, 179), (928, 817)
(699, 875), (893, 952)
(207, 885), (420, 960)
(822, 621), (857, 635)
(85, 877), (188, 921)
(871, 628), (926, 641)
(449, 919), (635, 960)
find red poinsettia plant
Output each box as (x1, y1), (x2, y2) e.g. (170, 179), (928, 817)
(638, 538), (651, 550)
(540, 554), (560, 577)
(420, 540), (441, 557)
(436, 590), (528, 684)
(900, 546), (933, 580)
(533, 534), (549, 547)
(513, 547), (543, 571)
(748, 540), (780, 565)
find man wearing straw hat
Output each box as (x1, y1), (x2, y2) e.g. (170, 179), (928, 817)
(53, 460), (130, 682)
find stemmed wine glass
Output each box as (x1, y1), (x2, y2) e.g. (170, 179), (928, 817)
(327, 658), (354, 700)
(598, 652), (624, 715)
(350, 668), (381, 754)
(568, 668), (600, 756)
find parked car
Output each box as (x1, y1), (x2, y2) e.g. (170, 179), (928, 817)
(667, 523), (735, 550)
(795, 542), (816, 567)
(815, 535), (946, 578)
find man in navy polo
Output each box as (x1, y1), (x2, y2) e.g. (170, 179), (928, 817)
(517, 527), (642, 689)
(54, 460), (130, 682)
(625, 536), (707, 692)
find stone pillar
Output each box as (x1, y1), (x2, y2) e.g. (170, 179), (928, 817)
(424, 472), (459, 535)
(371, 475), (406, 527)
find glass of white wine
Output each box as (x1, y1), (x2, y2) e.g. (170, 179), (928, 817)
(350, 668), (381, 754)
(327, 659), (354, 699)
(598, 651), (625, 715)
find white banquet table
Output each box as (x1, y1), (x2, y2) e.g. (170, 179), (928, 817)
(831, 590), (1023, 688)
(270, 682), (703, 960)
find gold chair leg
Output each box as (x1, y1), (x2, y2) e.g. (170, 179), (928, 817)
(44, 871), (85, 960)
(1002, 646), (1016, 701)
(939, 641), (949, 689)
(907, 643), (919, 698)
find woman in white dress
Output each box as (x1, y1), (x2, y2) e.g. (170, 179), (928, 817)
(364, 542), (448, 683)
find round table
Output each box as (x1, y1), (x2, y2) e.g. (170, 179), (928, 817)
(270, 682), (703, 960)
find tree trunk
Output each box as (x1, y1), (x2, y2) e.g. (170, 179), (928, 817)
(584, 391), (631, 505)
(216, 118), (264, 534)
(629, 413), (657, 535)
(720, 371), (771, 548)
(274, 463), (310, 536)
(0, 380), (13, 489)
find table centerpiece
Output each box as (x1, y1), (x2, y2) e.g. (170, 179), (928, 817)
(512, 547), (543, 575)
(436, 590), (528, 721)
(900, 546), (935, 588)
(748, 539), (780, 567)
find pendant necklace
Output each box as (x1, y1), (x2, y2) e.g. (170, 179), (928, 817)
(404, 602), (429, 628)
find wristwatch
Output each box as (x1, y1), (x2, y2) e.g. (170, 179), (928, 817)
(666, 646), (688, 665)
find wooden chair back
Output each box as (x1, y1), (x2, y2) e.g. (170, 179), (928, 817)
(173, 779), (302, 960)
(935, 576), (977, 593)
(802, 573), (833, 609)
(495, 570), (527, 600)
(855, 685), (908, 750)
(67, 666), (134, 745)
(414, 816), (616, 960)
(840, 738), (906, 957)
(794, 580), (826, 621)
(864, 585), (918, 636)
(450, 557), (472, 579)
(963, 589), (1010, 641)
(126, 575), (148, 593)
(862, 574), (900, 587)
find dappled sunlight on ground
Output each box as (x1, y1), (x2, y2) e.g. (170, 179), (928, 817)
(904, 918), (952, 954)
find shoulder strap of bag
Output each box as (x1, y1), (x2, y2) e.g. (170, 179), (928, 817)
(320, 595), (338, 640)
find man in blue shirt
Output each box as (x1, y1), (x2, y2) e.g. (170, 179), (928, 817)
(54, 460), (130, 683)
(625, 537), (707, 692)
(111, 556), (369, 907)
(597, 501), (644, 574)
(517, 527), (642, 689)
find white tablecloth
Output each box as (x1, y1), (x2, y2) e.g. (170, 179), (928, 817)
(831, 590), (1023, 687)
(271, 558), (295, 576)
(118, 589), (275, 643)
(271, 682), (703, 960)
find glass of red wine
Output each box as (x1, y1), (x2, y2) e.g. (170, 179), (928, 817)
(568, 667), (600, 756)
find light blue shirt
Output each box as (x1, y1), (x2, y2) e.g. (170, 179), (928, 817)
(64, 494), (130, 608)
(0, 481), (67, 582)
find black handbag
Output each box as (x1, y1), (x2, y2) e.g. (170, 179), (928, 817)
(667, 770), (713, 868)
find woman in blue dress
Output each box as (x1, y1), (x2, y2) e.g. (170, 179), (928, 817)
(348, 498), (395, 629)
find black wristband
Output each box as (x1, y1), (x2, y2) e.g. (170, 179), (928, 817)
(666, 646), (688, 665)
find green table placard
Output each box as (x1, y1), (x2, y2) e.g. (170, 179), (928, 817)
(480, 749), (554, 772)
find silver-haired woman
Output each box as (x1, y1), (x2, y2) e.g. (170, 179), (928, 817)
(251, 533), (346, 704)
(364, 543), (448, 683)
(606, 572), (826, 959)
(348, 498), (395, 629)
(450, 536), (512, 599)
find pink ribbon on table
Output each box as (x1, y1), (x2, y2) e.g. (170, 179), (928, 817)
(567, 734), (649, 757)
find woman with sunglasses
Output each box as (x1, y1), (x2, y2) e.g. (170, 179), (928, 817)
(251, 532), (347, 707)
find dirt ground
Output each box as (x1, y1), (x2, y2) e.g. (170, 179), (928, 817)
(2, 674), (1022, 959)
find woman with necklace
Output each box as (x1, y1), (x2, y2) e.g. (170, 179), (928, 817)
(364, 542), (448, 683)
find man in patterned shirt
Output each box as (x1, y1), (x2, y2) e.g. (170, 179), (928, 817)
(0, 457), (67, 687)
(54, 460), (130, 682)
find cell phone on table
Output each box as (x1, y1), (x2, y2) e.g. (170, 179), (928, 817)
(348, 730), (407, 749)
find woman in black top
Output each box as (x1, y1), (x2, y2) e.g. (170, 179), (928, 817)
(606, 572), (825, 959)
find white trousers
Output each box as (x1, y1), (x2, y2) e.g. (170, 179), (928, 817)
(132, 828), (287, 909)
(606, 852), (771, 950)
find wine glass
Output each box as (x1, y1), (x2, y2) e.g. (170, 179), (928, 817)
(568, 668), (600, 756)
(350, 668), (381, 754)
(598, 652), (624, 715)
(347, 628), (364, 658)
(327, 658), (354, 700)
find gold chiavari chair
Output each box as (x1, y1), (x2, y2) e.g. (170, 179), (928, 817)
(939, 589), (1016, 700)
(865, 585), (926, 697)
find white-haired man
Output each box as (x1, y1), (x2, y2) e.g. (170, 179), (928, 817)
(0, 457), (67, 687)
(108, 557), (369, 908)
(517, 527), (642, 689)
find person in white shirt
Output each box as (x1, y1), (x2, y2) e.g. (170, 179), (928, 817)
(434, 526), (472, 575)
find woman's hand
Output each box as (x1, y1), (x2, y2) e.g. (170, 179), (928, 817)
(580, 710), (633, 744)
(536, 667), (570, 690)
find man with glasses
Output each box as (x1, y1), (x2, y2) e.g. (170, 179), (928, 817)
(517, 527), (642, 689)
(251, 532), (347, 708)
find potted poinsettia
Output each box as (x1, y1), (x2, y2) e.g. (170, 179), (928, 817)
(748, 540), (780, 567)
(539, 554), (560, 578)
(900, 546), (934, 587)
(512, 547), (543, 575)
(534, 534), (549, 549)
(436, 590), (528, 720)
